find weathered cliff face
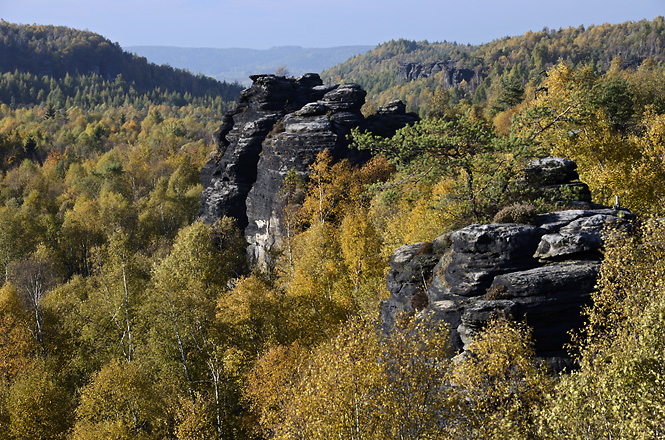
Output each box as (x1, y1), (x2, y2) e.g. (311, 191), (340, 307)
(199, 73), (418, 265)
(380, 158), (635, 369)
(398, 61), (477, 87)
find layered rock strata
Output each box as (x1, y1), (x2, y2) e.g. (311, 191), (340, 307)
(199, 74), (418, 265)
(380, 159), (635, 368)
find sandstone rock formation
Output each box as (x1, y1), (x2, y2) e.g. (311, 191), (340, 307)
(398, 61), (478, 87)
(198, 74), (418, 265)
(380, 158), (635, 369)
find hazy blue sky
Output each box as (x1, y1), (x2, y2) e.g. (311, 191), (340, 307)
(1, 0), (663, 49)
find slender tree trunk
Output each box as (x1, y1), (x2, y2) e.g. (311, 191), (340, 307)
(32, 292), (46, 354)
(207, 357), (225, 439)
(121, 263), (134, 363)
(166, 294), (194, 399)
(464, 165), (478, 220)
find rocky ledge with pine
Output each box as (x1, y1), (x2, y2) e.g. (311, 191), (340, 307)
(381, 157), (634, 369)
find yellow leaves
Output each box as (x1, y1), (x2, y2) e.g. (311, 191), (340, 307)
(516, 61), (665, 216)
(377, 317), (453, 440)
(174, 393), (217, 440)
(247, 319), (382, 440)
(245, 316), (453, 440)
(6, 360), (71, 440)
(98, 189), (134, 232)
(339, 209), (386, 310)
(492, 107), (519, 135)
(297, 151), (394, 230)
(72, 360), (167, 440)
(136, 164), (203, 242)
(221, 154), (392, 360)
(216, 274), (286, 355)
(154, 219), (243, 293)
(244, 343), (308, 438)
(540, 221), (665, 439)
(221, 210), (385, 360)
(371, 174), (466, 256)
(290, 222), (340, 289)
(622, 109), (665, 216)
(450, 318), (552, 440)
(0, 283), (34, 384)
(298, 150), (360, 228)
(281, 206), (388, 342)
(278, 152), (396, 336)
(0, 283), (26, 321)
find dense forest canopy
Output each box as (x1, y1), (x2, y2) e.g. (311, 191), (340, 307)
(0, 18), (665, 440)
(0, 21), (244, 109)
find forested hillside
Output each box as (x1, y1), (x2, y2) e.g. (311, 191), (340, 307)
(0, 21), (243, 109)
(322, 17), (665, 115)
(1, 18), (665, 440)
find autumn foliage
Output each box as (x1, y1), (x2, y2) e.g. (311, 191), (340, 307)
(4, 21), (665, 440)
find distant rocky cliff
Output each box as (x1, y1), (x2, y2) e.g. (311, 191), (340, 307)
(198, 73), (418, 264)
(398, 61), (478, 87)
(381, 158), (635, 369)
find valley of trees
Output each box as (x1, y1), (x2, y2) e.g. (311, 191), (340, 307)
(1, 18), (665, 440)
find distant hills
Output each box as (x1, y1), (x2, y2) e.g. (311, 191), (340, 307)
(126, 45), (374, 85)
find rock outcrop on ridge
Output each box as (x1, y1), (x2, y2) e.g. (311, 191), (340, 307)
(380, 158), (635, 369)
(398, 61), (478, 87)
(198, 73), (418, 265)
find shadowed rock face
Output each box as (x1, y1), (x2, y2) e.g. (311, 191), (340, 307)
(380, 159), (636, 369)
(199, 73), (418, 265)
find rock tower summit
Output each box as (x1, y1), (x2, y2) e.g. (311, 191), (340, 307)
(198, 73), (417, 265)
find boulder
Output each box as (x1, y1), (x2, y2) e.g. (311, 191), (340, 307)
(508, 157), (593, 205)
(380, 242), (442, 332)
(524, 157), (579, 186)
(445, 224), (543, 297)
(458, 300), (517, 349)
(318, 83), (366, 112)
(490, 261), (600, 298)
(534, 212), (634, 260)
(362, 100), (420, 138)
